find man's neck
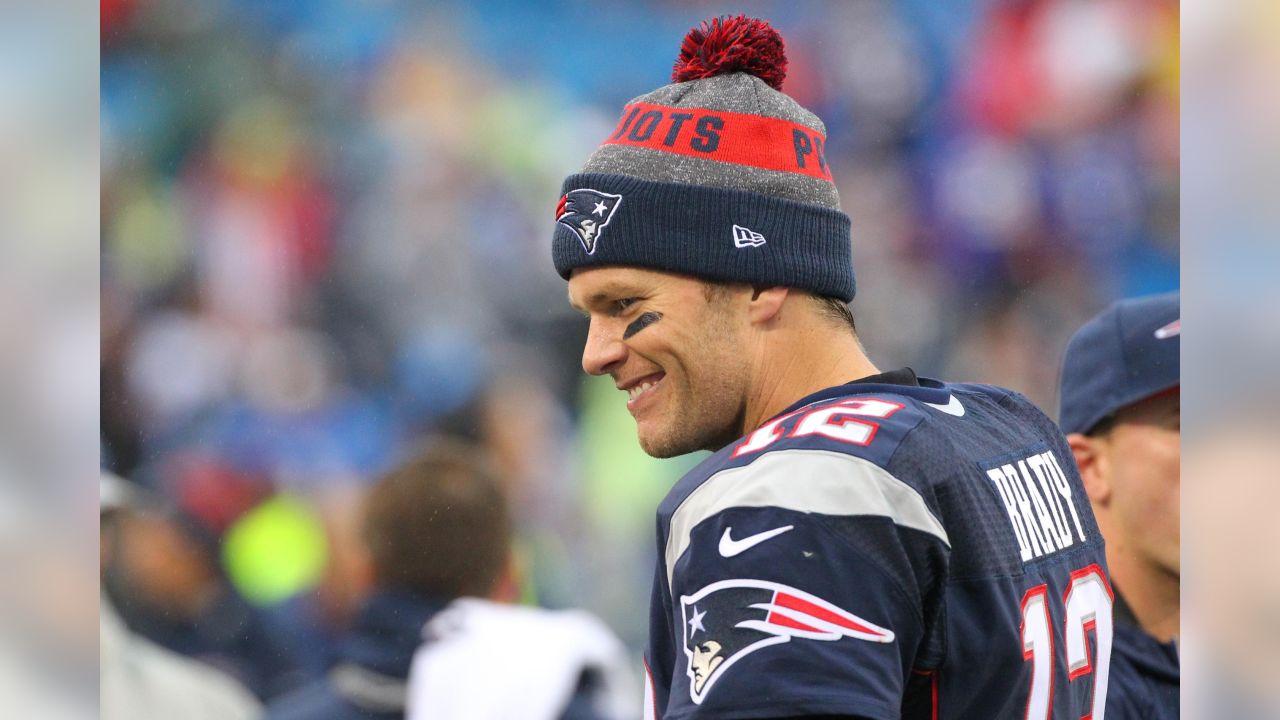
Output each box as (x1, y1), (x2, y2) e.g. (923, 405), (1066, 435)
(742, 329), (879, 435)
(1108, 544), (1180, 643)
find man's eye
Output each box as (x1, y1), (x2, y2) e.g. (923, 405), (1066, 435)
(614, 297), (639, 313)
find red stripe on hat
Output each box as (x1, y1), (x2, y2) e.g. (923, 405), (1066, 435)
(602, 102), (834, 181)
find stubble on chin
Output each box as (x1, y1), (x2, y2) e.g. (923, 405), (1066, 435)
(636, 417), (700, 459)
(636, 391), (746, 459)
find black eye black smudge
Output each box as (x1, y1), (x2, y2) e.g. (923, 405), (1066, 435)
(624, 311), (663, 340)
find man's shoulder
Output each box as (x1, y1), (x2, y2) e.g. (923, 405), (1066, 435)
(663, 380), (1031, 511)
(653, 378), (1072, 576)
(655, 382), (992, 550)
(727, 379), (1040, 463)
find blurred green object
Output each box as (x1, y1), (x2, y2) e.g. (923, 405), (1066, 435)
(578, 373), (700, 536)
(221, 494), (328, 606)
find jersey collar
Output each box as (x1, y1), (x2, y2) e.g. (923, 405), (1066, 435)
(775, 367), (953, 420)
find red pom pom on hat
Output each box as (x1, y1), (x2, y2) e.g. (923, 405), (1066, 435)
(672, 15), (787, 91)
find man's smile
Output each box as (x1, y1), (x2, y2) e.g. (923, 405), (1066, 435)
(620, 372), (665, 411)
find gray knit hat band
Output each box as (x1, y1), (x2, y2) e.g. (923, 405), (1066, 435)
(553, 173), (855, 301)
(583, 73), (841, 210)
(552, 18), (856, 300)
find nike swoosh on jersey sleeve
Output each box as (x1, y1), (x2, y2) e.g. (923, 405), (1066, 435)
(664, 448), (949, 588)
(718, 525), (795, 557)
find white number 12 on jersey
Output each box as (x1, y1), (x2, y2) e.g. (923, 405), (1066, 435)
(1021, 564), (1113, 720)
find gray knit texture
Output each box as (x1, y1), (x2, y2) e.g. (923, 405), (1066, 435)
(582, 73), (841, 209)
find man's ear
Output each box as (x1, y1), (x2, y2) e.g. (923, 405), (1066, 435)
(1068, 433), (1111, 507)
(747, 286), (789, 326)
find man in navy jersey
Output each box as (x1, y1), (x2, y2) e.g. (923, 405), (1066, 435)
(1059, 294), (1180, 719)
(552, 16), (1113, 720)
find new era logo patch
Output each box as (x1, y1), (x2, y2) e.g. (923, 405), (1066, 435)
(557, 189), (622, 255)
(732, 224), (766, 248)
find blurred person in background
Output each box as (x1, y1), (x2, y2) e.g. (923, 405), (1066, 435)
(101, 471), (262, 720)
(558, 16), (1111, 720)
(101, 465), (304, 699)
(433, 368), (589, 610)
(1058, 293), (1180, 718)
(268, 439), (631, 720)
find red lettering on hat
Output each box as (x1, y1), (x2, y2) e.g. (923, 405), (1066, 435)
(602, 102), (834, 182)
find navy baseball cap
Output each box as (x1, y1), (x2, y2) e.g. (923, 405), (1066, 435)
(1058, 292), (1180, 435)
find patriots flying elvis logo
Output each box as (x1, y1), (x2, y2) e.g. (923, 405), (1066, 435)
(680, 579), (895, 704)
(556, 189), (622, 255)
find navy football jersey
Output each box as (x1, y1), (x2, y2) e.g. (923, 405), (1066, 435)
(643, 370), (1114, 719)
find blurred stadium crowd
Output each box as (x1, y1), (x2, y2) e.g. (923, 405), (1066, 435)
(100, 0), (1179, 707)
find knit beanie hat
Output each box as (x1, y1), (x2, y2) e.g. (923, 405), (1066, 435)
(552, 16), (855, 301)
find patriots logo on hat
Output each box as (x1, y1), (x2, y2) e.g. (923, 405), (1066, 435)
(680, 579), (894, 704)
(556, 189), (622, 255)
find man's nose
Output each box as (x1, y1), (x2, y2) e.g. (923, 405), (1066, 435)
(581, 318), (626, 377)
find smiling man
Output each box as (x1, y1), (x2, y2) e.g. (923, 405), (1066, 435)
(554, 16), (1114, 720)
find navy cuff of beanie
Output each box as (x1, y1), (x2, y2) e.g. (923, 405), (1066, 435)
(552, 173), (855, 302)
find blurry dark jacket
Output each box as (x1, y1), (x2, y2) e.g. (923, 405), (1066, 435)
(1105, 591), (1179, 719)
(267, 588), (624, 720)
(107, 576), (303, 700)
(266, 588), (446, 720)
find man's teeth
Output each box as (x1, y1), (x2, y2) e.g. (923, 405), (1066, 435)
(628, 380), (657, 400)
